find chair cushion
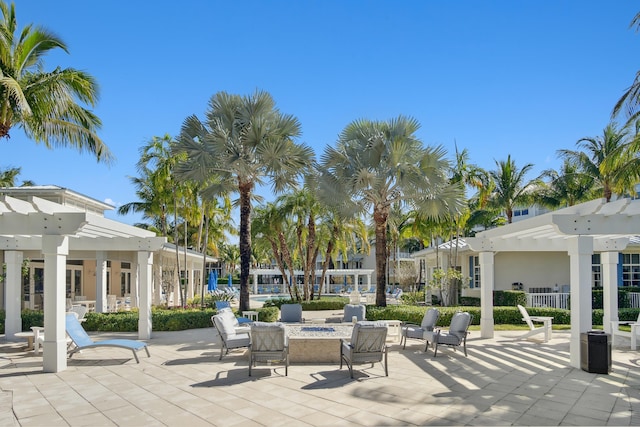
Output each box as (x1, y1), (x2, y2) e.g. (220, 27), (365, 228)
(404, 325), (426, 339)
(421, 308), (439, 330)
(218, 308), (240, 328)
(214, 313), (237, 338)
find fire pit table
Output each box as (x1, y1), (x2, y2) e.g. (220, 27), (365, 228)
(286, 324), (353, 363)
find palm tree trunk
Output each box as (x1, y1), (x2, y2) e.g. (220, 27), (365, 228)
(200, 214), (209, 309)
(374, 205), (388, 306)
(239, 183), (252, 312)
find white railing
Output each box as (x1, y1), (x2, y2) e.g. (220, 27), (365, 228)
(526, 293), (570, 309)
(527, 292), (640, 309)
(629, 292), (640, 308)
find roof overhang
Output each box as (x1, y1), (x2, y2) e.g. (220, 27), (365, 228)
(467, 198), (639, 253)
(0, 195), (166, 252)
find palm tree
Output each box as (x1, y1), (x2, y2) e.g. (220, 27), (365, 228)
(535, 159), (595, 208)
(0, 166), (32, 186)
(174, 90), (313, 311)
(558, 122), (636, 202)
(0, 1), (112, 161)
(487, 155), (539, 223)
(317, 116), (465, 306)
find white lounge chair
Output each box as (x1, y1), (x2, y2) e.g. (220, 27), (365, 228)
(65, 313), (150, 363)
(212, 313), (250, 360)
(610, 313), (640, 349)
(516, 304), (553, 342)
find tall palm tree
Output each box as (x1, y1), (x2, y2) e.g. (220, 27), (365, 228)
(174, 90), (313, 311)
(487, 155), (538, 223)
(317, 116), (465, 306)
(0, 1), (112, 161)
(558, 122), (636, 202)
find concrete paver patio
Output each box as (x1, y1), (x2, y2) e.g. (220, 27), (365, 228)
(1, 315), (640, 426)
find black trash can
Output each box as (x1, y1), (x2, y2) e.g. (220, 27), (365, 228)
(580, 331), (611, 374)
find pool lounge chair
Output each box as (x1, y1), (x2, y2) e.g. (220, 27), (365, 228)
(65, 313), (150, 363)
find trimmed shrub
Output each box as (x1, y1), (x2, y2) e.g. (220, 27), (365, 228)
(262, 296), (348, 310)
(460, 297), (480, 306)
(256, 306), (279, 322)
(493, 290), (527, 306)
(366, 305), (570, 326)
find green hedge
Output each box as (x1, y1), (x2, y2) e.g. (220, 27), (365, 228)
(365, 305), (571, 326)
(261, 297), (349, 310)
(4, 305), (639, 333)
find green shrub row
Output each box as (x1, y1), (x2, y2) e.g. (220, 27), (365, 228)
(3, 305), (639, 333)
(365, 305), (576, 326)
(261, 296), (349, 310)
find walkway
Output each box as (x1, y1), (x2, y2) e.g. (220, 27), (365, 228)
(1, 321), (639, 425)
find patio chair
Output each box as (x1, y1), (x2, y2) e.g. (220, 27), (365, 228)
(248, 322), (289, 376)
(516, 304), (553, 342)
(215, 301), (252, 324)
(211, 313), (251, 360)
(343, 304), (366, 323)
(400, 307), (440, 350)
(423, 311), (472, 357)
(65, 313), (150, 363)
(279, 303), (303, 323)
(610, 312), (640, 349)
(340, 321), (388, 378)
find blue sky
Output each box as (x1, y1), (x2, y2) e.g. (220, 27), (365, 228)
(6, 1), (640, 225)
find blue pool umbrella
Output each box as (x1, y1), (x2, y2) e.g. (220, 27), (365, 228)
(207, 270), (217, 292)
(228, 273), (232, 287)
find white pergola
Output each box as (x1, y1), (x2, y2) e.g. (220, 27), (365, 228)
(466, 197), (640, 368)
(249, 268), (374, 293)
(0, 195), (166, 372)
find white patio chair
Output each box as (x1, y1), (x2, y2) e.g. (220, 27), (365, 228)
(211, 313), (250, 360)
(610, 313), (640, 349)
(516, 304), (553, 342)
(279, 303), (303, 323)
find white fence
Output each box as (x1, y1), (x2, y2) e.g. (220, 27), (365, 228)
(526, 293), (570, 309)
(526, 292), (640, 309)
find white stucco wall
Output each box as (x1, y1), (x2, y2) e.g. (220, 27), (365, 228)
(494, 251), (570, 291)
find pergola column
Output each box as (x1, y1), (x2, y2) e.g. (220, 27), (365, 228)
(138, 251), (153, 340)
(252, 272), (258, 294)
(568, 235), (594, 369)
(42, 235), (69, 373)
(602, 251), (619, 334)
(95, 251), (107, 312)
(479, 251), (494, 338)
(4, 250), (23, 337)
(187, 264), (194, 300)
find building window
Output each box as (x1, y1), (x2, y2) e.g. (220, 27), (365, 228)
(473, 256), (481, 288)
(622, 253), (640, 287)
(592, 254), (601, 288)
